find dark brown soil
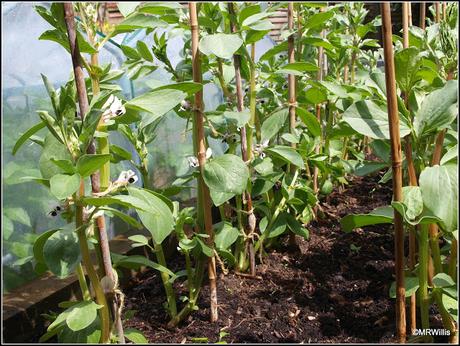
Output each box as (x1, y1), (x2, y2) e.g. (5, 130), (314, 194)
(121, 173), (442, 343)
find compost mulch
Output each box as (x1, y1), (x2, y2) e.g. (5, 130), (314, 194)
(124, 172), (447, 343)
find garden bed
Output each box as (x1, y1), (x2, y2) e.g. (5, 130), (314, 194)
(121, 173), (447, 343)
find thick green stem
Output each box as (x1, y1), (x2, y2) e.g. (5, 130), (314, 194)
(448, 239), (457, 282)
(76, 263), (91, 301)
(429, 229), (443, 275)
(418, 224), (430, 330)
(247, 44), (257, 158)
(154, 243), (177, 318)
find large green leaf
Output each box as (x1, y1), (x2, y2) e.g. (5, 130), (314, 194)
(43, 229), (81, 278)
(342, 100), (411, 139)
(297, 107), (321, 137)
(304, 11), (334, 30)
(66, 301), (102, 332)
(214, 222), (239, 250)
(33, 229), (61, 264)
(433, 273), (456, 288)
(203, 154), (249, 195)
(265, 146), (304, 167)
(50, 174), (81, 200)
(124, 328), (148, 344)
(39, 134), (73, 179)
(76, 154), (111, 177)
(340, 206), (394, 233)
(442, 293), (458, 322)
(114, 13), (168, 32)
(261, 108), (288, 141)
(127, 187), (175, 244)
(389, 276), (419, 298)
(413, 80), (458, 137)
(419, 164), (457, 232)
(113, 255), (174, 276)
(276, 62), (318, 76)
(394, 47), (423, 93)
(151, 82), (202, 95)
(199, 34), (243, 59)
(125, 89), (186, 125)
(12, 122), (46, 155)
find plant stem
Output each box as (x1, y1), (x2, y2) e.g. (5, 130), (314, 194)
(189, 2), (218, 322)
(418, 224), (430, 330)
(381, 4), (407, 342)
(448, 238), (457, 282)
(228, 2), (256, 274)
(154, 243), (177, 318)
(247, 43), (257, 159)
(76, 263), (91, 301)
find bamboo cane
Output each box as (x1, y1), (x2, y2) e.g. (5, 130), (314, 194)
(442, 2), (447, 20)
(189, 2), (218, 322)
(381, 3), (406, 343)
(63, 3), (111, 342)
(402, 3), (418, 335)
(420, 3), (426, 29)
(436, 2), (441, 22)
(408, 3), (412, 26)
(228, 2), (257, 274)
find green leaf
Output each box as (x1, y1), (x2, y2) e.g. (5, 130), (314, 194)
(442, 294), (458, 322)
(113, 255), (174, 276)
(304, 11), (333, 30)
(124, 328), (148, 344)
(419, 164), (457, 232)
(199, 34), (243, 59)
(285, 214), (309, 239)
(389, 276), (419, 298)
(401, 186), (424, 221)
(414, 80), (458, 137)
(110, 144), (132, 162)
(267, 213), (288, 238)
(265, 146), (304, 167)
(43, 229), (81, 278)
(114, 13), (168, 32)
(39, 134), (73, 179)
(128, 234), (150, 246)
(33, 229), (61, 264)
(100, 207), (142, 229)
(76, 154), (111, 177)
(440, 144), (458, 165)
(223, 110), (251, 128)
(342, 100), (411, 139)
(4, 207), (31, 227)
(261, 108), (288, 141)
(50, 174), (81, 200)
(214, 222), (239, 250)
(136, 40), (153, 62)
(128, 187), (175, 244)
(126, 89), (186, 124)
(196, 238), (213, 257)
(305, 87), (327, 104)
(39, 29), (97, 54)
(151, 82), (202, 95)
(340, 206), (394, 233)
(259, 41), (287, 61)
(82, 195), (149, 210)
(66, 301), (102, 332)
(203, 154), (250, 196)
(209, 190), (235, 207)
(117, 2), (141, 17)
(433, 273), (456, 288)
(297, 107), (321, 137)
(12, 122), (46, 155)
(394, 47), (423, 93)
(276, 62), (318, 76)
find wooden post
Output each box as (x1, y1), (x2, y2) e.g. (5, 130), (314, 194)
(402, 3), (418, 335)
(408, 2), (412, 26)
(63, 3), (111, 342)
(189, 2), (218, 322)
(420, 3), (426, 29)
(435, 2), (441, 22)
(442, 2), (447, 20)
(381, 3), (406, 343)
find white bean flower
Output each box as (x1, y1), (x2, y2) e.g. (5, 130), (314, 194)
(253, 139), (269, 159)
(116, 170), (138, 185)
(102, 95), (126, 123)
(187, 148), (213, 168)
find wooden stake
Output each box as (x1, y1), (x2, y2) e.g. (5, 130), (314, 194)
(435, 2), (441, 22)
(402, 3), (409, 48)
(442, 2), (447, 20)
(228, 2), (257, 274)
(420, 3), (426, 29)
(189, 2), (218, 322)
(408, 2), (412, 26)
(63, 3), (111, 342)
(381, 3), (406, 343)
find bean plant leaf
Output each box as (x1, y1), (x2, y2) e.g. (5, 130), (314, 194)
(66, 301), (102, 332)
(342, 100), (411, 139)
(76, 154), (111, 177)
(39, 134), (73, 179)
(297, 107), (321, 137)
(214, 222), (239, 250)
(33, 229), (61, 264)
(113, 255), (174, 276)
(124, 328), (148, 344)
(261, 108), (288, 141)
(440, 144), (458, 165)
(12, 122), (46, 155)
(340, 206), (394, 233)
(50, 174), (81, 200)
(199, 34), (243, 59)
(127, 187), (175, 244)
(43, 229), (81, 278)
(276, 62), (318, 76)
(125, 89), (186, 125)
(419, 164), (457, 232)
(400, 186), (424, 221)
(394, 47), (423, 93)
(433, 273), (456, 288)
(265, 146), (304, 167)
(203, 154), (250, 196)
(389, 277), (419, 298)
(413, 80), (458, 137)
(442, 293), (458, 322)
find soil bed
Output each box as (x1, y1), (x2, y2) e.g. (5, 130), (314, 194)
(122, 173), (444, 343)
